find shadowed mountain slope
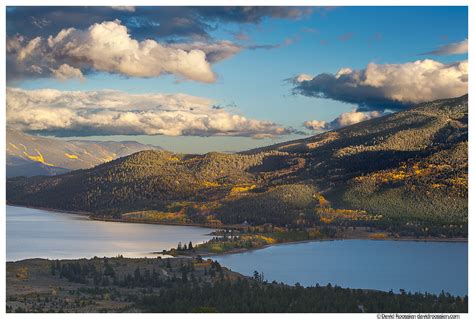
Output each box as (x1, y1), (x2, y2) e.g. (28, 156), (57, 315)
(7, 95), (467, 236)
(6, 129), (162, 177)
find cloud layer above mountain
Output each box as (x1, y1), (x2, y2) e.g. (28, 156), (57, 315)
(304, 110), (383, 131)
(6, 88), (292, 138)
(291, 59), (468, 111)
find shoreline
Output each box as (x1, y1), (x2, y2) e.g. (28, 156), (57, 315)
(89, 215), (229, 231)
(169, 235), (468, 259)
(7, 204), (468, 259)
(7, 203), (92, 217)
(6, 203), (226, 231)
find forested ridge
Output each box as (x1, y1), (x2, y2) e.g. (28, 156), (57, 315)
(6, 257), (468, 313)
(7, 95), (468, 237)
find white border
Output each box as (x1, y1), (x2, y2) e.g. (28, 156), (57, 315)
(1, 1), (472, 318)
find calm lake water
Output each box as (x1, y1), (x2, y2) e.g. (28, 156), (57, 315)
(214, 239), (468, 296)
(7, 206), (468, 296)
(6, 205), (214, 261)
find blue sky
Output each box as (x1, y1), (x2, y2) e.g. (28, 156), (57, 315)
(7, 6), (468, 153)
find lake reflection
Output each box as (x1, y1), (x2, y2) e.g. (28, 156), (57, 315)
(213, 239), (468, 296)
(7, 205), (214, 261)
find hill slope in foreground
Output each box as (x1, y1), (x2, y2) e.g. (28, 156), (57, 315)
(7, 95), (468, 237)
(6, 129), (161, 177)
(6, 257), (467, 313)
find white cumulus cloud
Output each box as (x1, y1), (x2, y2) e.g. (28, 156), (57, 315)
(169, 40), (243, 63)
(51, 64), (84, 81)
(110, 6), (136, 12)
(292, 59), (468, 111)
(294, 73), (314, 83)
(303, 120), (327, 131)
(17, 37), (41, 61)
(6, 88), (292, 138)
(8, 20), (234, 83)
(304, 110), (383, 131)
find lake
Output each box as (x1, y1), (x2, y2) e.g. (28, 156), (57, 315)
(6, 205), (214, 261)
(213, 239), (468, 296)
(7, 206), (468, 296)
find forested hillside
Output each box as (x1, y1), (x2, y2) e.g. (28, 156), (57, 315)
(7, 95), (468, 237)
(7, 257), (467, 313)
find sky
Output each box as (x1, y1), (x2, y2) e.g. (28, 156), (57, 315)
(6, 6), (468, 153)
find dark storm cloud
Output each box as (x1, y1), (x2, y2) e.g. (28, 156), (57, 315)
(195, 6), (312, 23)
(6, 6), (312, 40)
(6, 6), (313, 82)
(293, 73), (407, 111)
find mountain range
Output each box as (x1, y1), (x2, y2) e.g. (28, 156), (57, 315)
(6, 95), (468, 237)
(6, 129), (161, 177)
